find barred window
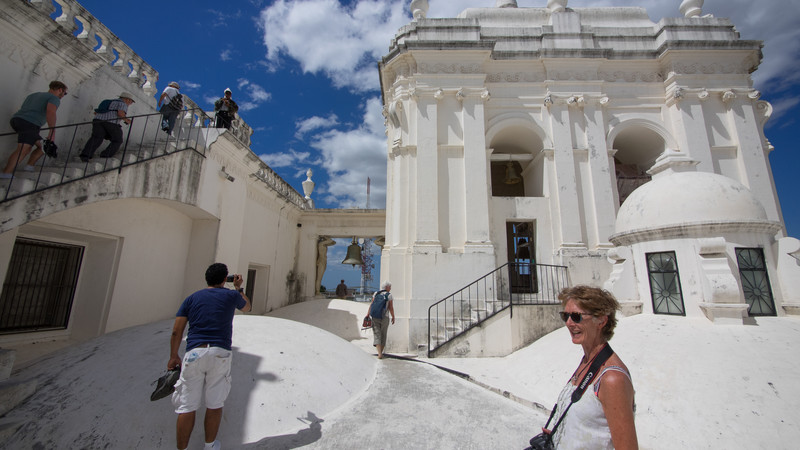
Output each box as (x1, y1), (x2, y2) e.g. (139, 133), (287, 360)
(735, 248), (776, 316)
(0, 238), (83, 334)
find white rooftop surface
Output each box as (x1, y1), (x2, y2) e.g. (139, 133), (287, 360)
(4, 299), (799, 448)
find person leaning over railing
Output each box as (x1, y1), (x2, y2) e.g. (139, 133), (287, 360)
(1, 81), (67, 179)
(79, 92), (135, 162)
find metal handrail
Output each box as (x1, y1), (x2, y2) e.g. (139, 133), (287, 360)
(0, 107), (213, 202)
(427, 262), (568, 357)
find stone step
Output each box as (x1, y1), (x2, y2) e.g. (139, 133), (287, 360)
(0, 378), (37, 417)
(0, 175), (35, 198)
(0, 349), (15, 381)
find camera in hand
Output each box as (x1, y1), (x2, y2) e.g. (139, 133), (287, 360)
(526, 433), (553, 450)
(226, 275), (235, 282)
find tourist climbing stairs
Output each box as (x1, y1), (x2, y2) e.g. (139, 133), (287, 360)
(0, 109), (212, 203)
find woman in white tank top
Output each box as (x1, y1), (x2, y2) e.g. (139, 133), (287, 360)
(543, 286), (638, 449)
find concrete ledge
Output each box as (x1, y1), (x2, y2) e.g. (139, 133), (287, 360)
(0, 418), (26, 442)
(0, 349), (16, 381)
(699, 302), (749, 324)
(0, 378), (37, 417)
(782, 303), (800, 316)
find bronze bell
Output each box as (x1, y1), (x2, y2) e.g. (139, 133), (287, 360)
(342, 239), (365, 266)
(504, 161), (521, 184)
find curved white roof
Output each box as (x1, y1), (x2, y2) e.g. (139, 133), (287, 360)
(615, 171), (769, 235)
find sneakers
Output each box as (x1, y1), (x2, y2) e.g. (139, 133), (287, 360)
(150, 368), (180, 401)
(79, 155), (91, 163)
(23, 165), (35, 172)
(0, 173), (12, 179)
(204, 441), (221, 450)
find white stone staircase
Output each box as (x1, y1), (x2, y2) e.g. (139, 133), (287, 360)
(0, 138), (184, 201)
(0, 348), (36, 440)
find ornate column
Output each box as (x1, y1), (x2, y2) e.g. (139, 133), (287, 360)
(666, 86), (713, 171)
(583, 95), (616, 248)
(460, 87), (493, 251)
(411, 87), (441, 252)
(722, 89), (783, 226)
(545, 92), (584, 250)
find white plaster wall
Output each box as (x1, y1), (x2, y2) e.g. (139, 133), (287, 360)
(34, 198), (194, 332)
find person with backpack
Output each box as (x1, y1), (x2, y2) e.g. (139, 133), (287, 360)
(368, 281), (395, 359)
(78, 92), (135, 162)
(1, 80), (68, 178)
(157, 81), (182, 136)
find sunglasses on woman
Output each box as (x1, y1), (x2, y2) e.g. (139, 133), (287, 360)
(559, 312), (593, 323)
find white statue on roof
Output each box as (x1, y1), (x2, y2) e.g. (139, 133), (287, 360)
(547, 0), (568, 13)
(496, 0), (518, 8)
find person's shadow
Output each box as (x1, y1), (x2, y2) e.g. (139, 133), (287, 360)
(239, 411), (324, 449)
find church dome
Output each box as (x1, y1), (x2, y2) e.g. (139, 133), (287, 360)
(615, 171), (770, 235)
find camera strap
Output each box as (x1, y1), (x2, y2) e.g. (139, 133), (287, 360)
(543, 344), (614, 441)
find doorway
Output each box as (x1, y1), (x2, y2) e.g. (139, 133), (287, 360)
(506, 221), (536, 294)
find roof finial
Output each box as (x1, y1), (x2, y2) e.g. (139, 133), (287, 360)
(547, 0), (568, 13)
(496, 0), (518, 7)
(410, 0), (428, 20)
(679, 0), (704, 18)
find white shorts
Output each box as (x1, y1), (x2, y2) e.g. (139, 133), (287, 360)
(172, 346), (232, 413)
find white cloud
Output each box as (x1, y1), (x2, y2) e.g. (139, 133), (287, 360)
(220, 49), (232, 61)
(295, 114), (340, 139)
(180, 80), (202, 90)
(259, 0), (409, 91)
(236, 78), (272, 111)
(307, 97), (387, 208)
(259, 148), (311, 168)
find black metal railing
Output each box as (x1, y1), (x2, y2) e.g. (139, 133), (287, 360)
(427, 262), (568, 357)
(0, 107), (214, 202)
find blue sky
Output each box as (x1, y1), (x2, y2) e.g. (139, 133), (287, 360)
(70, 0), (799, 290)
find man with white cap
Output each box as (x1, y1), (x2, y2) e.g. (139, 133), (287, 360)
(158, 81), (183, 136)
(213, 88), (238, 129)
(79, 92), (135, 162)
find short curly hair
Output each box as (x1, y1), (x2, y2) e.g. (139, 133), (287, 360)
(558, 285), (619, 340)
(205, 263), (228, 286)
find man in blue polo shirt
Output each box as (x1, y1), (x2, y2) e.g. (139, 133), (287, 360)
(168, 263), (251, 450)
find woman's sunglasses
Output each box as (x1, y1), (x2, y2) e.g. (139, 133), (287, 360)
(559, 312), (593, 323)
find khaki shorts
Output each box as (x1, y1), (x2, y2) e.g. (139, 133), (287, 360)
(172, 346), (232, 413)
(371, 314), (390, 347)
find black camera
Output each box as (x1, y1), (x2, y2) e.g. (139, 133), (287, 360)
(226, 275), (235, 282)
(526, 433), (553, 450)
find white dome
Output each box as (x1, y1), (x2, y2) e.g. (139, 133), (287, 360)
(615, 171), (769, 235)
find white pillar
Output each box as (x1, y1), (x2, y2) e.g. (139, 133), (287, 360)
(547, 101), (584, 249)
(462, 89), (493, 250)
(584, 98), (616, 248)
(412, 90), (441, 252)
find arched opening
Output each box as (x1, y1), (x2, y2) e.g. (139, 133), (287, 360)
(611, 126), (668, 205)
(489, 125), (545, 197)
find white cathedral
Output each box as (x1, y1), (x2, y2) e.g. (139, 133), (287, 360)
(1, 0), (798, 364)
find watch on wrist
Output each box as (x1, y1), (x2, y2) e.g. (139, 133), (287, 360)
(237, 288), (244, 293)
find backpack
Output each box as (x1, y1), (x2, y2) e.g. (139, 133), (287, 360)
(167, 93), (183, 110)
(94, 99), (116, 113)
(369, 290), (390, 318)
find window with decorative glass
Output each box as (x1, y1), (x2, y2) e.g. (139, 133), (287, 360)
(735, 247), (776, 316)
(646, 251), (685, 315)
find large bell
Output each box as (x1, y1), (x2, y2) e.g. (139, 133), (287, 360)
(342, 239), (365, 266)
(504, 161), (521, 184)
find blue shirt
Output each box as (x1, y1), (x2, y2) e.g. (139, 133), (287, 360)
(176, 287), (247, 351)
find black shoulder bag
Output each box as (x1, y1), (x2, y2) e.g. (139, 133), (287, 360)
(526, 344), (614, 450)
